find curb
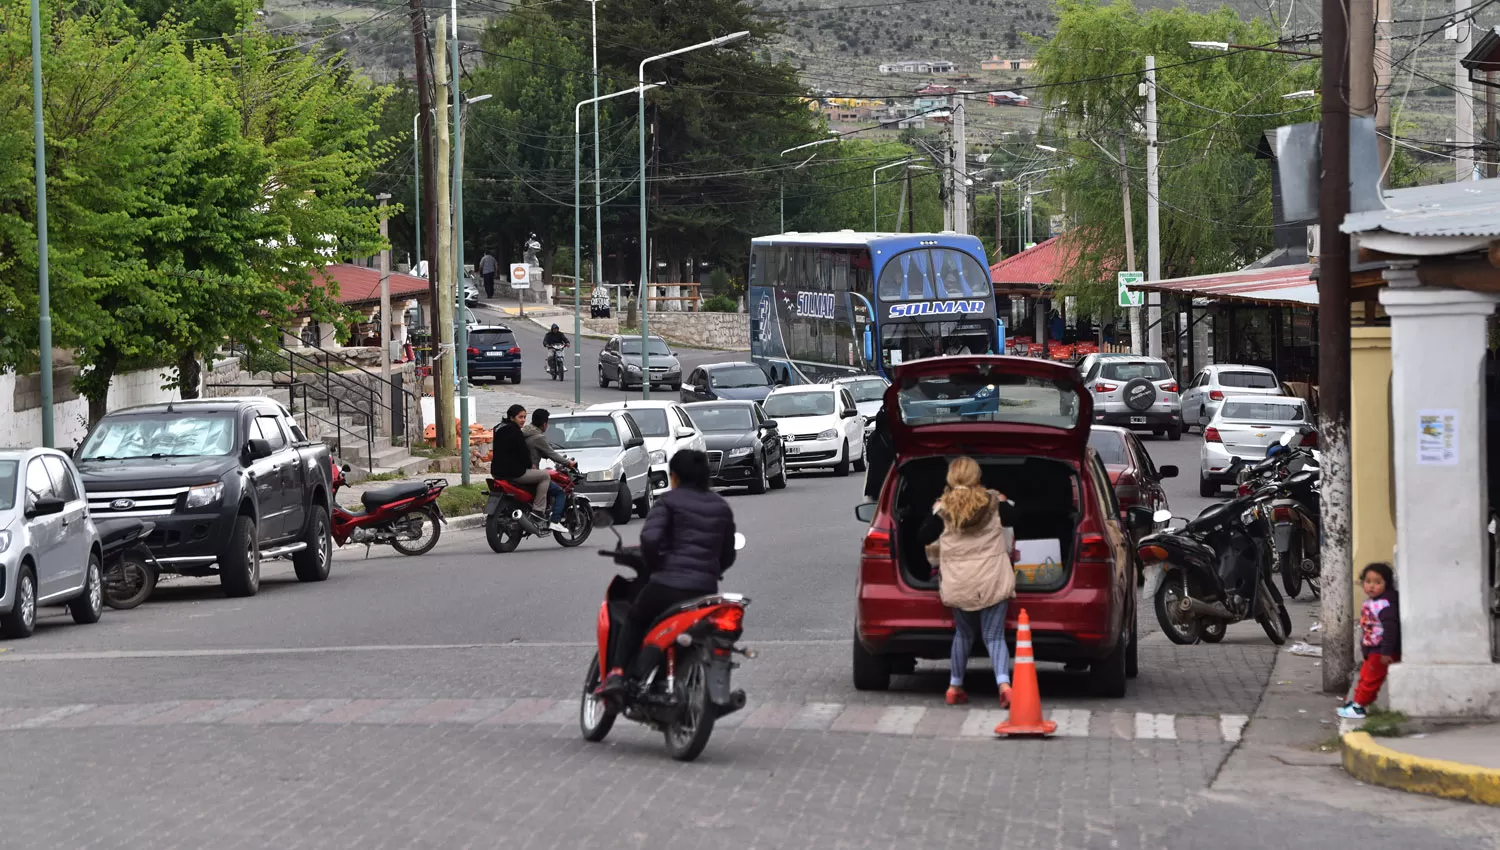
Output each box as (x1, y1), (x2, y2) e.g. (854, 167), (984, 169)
(446, 513), (486, 531)
(1341, 731), (1500, 807)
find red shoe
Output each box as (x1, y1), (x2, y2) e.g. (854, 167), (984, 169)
(945, 687), (969, 706)
(997, 684), (1013, 710)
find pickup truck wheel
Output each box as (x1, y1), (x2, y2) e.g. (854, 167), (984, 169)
(68, 553), (103, 625)
(293, 505), (333, 581)
(220, 516), (261, 598)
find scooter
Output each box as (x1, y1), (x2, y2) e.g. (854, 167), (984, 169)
(97, 517), (160, 610)
(1236, 430), (1322, 598)
(483, 466), (593, 552)
(546, 343), (567, 381)
(580, 522), (750, 762)
(1138, 478), (1292, 646)
(330, 461), (448, 556)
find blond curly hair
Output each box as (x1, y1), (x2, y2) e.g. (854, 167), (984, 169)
(937, 456), (991, 529)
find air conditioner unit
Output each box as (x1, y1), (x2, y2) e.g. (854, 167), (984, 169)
(1306, 225), (1321, 260)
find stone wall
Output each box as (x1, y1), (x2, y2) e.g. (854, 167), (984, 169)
(581, 312), (749, 351)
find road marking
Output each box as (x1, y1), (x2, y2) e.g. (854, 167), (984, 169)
(1220, 713), (1249, 743)
(1134, 712), (1178, 740)
(873, 706), (926, 736)
(1048, 709), (1091, 737)
(0, 639), (850, 662)
(960, 709), (1009, 737)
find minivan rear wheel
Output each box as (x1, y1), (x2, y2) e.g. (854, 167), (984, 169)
(1089, 627), (1129, 698)
(852, 633), (891, 691)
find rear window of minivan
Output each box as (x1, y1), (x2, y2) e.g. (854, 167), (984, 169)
(1101, 361), (1171, 381)
(1219, 371), (1278, 389)
(470, 330), (516, 348)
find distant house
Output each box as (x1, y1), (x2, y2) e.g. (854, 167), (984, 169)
(878, 59), (956, 74)
(986, 90), (1030, 107)
(981, 55), (1035, 72)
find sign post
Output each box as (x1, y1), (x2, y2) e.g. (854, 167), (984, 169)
(509, 263), (530, 318)
(1117, 271), (1145, 308)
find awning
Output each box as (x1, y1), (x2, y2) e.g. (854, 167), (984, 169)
(1129, 264), (1317, 307)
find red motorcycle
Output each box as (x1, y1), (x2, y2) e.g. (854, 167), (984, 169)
(483, 466), (594, 552)
(331, 462), (447, 556)
(579, 526), (750, 762)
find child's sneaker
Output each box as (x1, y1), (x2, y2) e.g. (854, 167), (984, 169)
(1336, 702), (1367, 720)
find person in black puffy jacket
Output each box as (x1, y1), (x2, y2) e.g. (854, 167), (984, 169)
(601, 449), (736, 694)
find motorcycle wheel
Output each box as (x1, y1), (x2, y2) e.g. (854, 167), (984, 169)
(1257, 581), (1291, 646)
(103, 555), (157, 610)
(486, 513), (524, 553)
(1153, 571), (1202, 645)
(579, 652), (617, 743)
(1200, 621), (1227, 643)
(664, 654), (715, 762)
(553, 500), (594, 548)
(1280, 538), (1304, 599)
(390, 507), (441, 556)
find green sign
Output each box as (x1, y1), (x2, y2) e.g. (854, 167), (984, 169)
(1117, 271), (1145, 308)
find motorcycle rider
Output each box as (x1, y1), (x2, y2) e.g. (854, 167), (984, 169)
(491, 404), (550, 534)
(543, 324), (569, 374)
(600, 449), (736, 696)
(523, 408), (577, 533)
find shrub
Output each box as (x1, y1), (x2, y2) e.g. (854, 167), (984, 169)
(702, 295), (738, 313)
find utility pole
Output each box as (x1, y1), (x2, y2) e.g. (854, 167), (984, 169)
(941, 145), (953, 231)
(994, 183), (1003, 257)
(1456, 3), (1477, 181)
(1320, 0), (1355, 695)
(432, 18), (456, 450)
(589, 0), (604, 311)
(29, 0), (53, 446)
(906, 165), (915, 233)
(1144, 56), (1162, 359)
(450, 6), (472, 484)
(409, 0), (441, 433)
(953, 97), (968, 233)
(1116, 137), (1141, 355)
(1376, 0), (1394, 180)
(1488, 74), (1498, 178)
(378, 194), (393, 407)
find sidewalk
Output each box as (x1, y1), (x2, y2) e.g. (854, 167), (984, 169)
(1343, 721), (1500, 807)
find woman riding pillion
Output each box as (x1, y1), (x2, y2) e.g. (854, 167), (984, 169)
(600, 450), (737, 696)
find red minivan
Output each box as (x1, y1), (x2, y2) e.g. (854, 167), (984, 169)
(853, 356), (1140, 697)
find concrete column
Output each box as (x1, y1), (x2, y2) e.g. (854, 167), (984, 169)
(1379, 283), (1500, 717)
(317, 321), (339, 350)
(284, 318), (311, 349)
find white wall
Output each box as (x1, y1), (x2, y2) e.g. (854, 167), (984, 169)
(0, 366), (188, 449)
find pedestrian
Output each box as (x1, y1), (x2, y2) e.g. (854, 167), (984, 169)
(863, 407), (893, 503)
(480, 249), (498, 297)
(1339, 562), (1401, 719)
(917, 456), (1017, 708)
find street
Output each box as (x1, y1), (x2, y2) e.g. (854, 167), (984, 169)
(3, 353), (1498, 848)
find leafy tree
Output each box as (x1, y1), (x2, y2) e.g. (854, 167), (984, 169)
(127, 0), (253, 41)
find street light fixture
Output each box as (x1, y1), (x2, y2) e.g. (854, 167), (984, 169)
(29, 0), (54, 445)
(1035, 143), (1060, 154)
(638, 30), (749, 399)
(577, 82), (663, 403)
(780, 137), (839, 232)
(1188, 40), (1321, 58)
(872, 159), (914, 232)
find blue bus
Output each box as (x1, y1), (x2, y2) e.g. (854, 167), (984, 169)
(747, 232), (1002, 384)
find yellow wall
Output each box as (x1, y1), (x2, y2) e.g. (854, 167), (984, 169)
(1351, 327), (1396, 597)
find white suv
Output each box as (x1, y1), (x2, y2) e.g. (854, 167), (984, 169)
(1081, 356), (1183, 440)
(588, 401), (706, 495)
(761, 385), (866, 476)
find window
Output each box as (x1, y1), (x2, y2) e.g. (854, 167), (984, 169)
(1220, 400), (1307, 422)
(877, 248), (992, 300)
(80, 414), (237, 459)
(1100, 361), (1172, 382)
(896, 369), (1080, 429)
(1086, 430), (1130, 465)
(1219, 370), (1280, 389)
(675, 408), (695, 430)
(0, 461), (17, 511)
(624, 408), (670, 437)
(41, 456), (78, 502)
(763, 392), (836, 418)
(688, 405), (755, 432)
(842, 378), (888, 402)
(253, 416), (287, 450)
(25, 459), (54, 510)
(549, 417), (620, 449)
(1087, 454), (1120, 517)
(620, 337), (671, 357)
(709, 366), (769, 389)
(621, 415), (643, 442)
(840, 388), (856, 413)
(469, 329), (517, 349)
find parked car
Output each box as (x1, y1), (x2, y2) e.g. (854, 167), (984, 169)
(1075, 351), (1135, 380)
(540, 411), (653, 524)
(1199, 395), (1316, 496)
(852, 355), (1140, 697)
(598, 334), (682, 392)
(680, 361), (773, 403)
(1180, 364), (1284, 430)
(75, 398), (335, 598)
(833, 375), (889, 440)
(466, 325), (523, 384)
(1087, 426), (1175, 536)
(0, 449), (104, 638)
(683, 400), (788, 493)
(587, 400), (706, 496)
(761, 384), (866, 476)
(1081, 356), (1182, 440)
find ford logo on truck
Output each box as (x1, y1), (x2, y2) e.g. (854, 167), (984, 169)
(111, 498), (136, 511)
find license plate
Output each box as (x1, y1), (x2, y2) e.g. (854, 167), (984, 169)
(1130, 416), (1147, 424)
(785, 445), (801, 455)
(485, 351), (504, 358)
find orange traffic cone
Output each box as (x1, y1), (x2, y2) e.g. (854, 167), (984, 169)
(994, 608), (1056, 737)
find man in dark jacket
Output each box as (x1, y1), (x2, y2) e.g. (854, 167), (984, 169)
(491, 404), (549, 532)
(863, 407), (894, 503)
(601, 449), (736, 694)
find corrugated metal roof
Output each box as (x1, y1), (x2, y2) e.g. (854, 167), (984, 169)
(1341, 177), (1500, 238)
(1130, 264), (1317, 306)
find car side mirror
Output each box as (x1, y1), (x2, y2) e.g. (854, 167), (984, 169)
(27, 496), (65, 518)
(1158, 464), (1178, 479)
(760, 421), (779, 433)
(245, 438), (273, 461)
(625, 435), (645, 449)
(841, 408), (857, 418)
(854, 503), (878, 523)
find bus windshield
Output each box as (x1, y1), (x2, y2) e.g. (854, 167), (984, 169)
(881, 320), (993, 368)
(877, 248), (992, 300)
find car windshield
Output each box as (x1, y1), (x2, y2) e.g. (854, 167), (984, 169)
(1088, 431), (1130, 466)
(1219, 370), (1279, 389)
(762, 392), (835, 418)
(1221, 400), (1306, 422)
(624, 409), (669, 437)
(620, 338), (671, 357)
(843, 379), (888, 403)
(896, 369), (1080, 428)
(0, 460), (17, 511)
(548, 417), (621, 449)
(1101, 361), (1172, 382)
(80, 414), (237, 459)
(709, 366), (769, 389)
(470, 330), (515, 348)
(688, 406), (754, 432)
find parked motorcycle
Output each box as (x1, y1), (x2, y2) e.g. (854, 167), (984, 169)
(580, 522), (750, 762)
(483, 466), (593, 552)
(1235, 430), (1322, 598)
(1138, 479), (1292, 646)
(330, 462), (448, 555)
(97, 517), (160, 610)
(546, 343), (567, 381)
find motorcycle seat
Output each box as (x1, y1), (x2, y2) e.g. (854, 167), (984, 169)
(361, 481), (430, 509)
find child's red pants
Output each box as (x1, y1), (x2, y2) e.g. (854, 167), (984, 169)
(1354, 653), (1398, 706)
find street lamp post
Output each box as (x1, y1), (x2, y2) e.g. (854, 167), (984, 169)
(589, 0), (605, 313)
(412, 113), (423, 276)
(780, 137), (838, 232)
(29, 0), (53, 446)
(872, 158), (915, 232)
(578, 83), (662, 404)
(453, 91), (490, 485)
(639, 31), (749, 399)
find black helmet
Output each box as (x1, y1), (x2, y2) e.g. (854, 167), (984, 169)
(551, 323), (560, 331)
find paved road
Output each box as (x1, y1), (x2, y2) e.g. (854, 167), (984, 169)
(4, 414), (1497, 848)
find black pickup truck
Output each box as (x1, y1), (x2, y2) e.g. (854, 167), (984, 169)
(75, 397), (334, 598)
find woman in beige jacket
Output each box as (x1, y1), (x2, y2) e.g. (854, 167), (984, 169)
(917, 456), (1018, 707)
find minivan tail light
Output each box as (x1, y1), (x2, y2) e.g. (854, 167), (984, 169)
(508, 346), (522, 355)
(1095, 382), (1117, 393)
(1204, 427), (1222, 443)
(1077, 532), (1110, 562)
(861, 524), (893, 559)
(1209, 390), (1225, 401)
(467, 347), (480, 356)
(1161, 382), (1178, 393)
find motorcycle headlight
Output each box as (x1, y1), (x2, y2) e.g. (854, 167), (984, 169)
(0, 530), (11, 553)
(184, 482), (224, 509)
(586, 468), (616, 482)
(727, 446), (754, 458)
(817, 428), (839, 440)
(649, 450), (667, 465)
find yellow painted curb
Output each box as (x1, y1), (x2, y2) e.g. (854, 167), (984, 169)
(1342, 731), (1500, 807)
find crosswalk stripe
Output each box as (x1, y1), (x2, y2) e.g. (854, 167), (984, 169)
(1220, 714), (1249, 743)
(1134, 712), (1178, 740)
(874, 706), (926, 735)
(959, 709), (1008, 737)
(1048, 709), (1091, 737)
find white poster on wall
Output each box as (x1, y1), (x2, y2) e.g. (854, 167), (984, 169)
(1416, 409), (1459, 466)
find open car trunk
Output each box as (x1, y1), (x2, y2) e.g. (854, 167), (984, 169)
(893, 454), (1080, 594)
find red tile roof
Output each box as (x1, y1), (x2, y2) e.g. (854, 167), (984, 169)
(314, 264), (431, 307)
(989, 236), (1074, 286)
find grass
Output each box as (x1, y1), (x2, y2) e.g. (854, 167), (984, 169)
(361, 471), (406, 483)
(1359, 710), (1409, 738)
(412, 446), (458, 459)
(437, 483), (488, 517)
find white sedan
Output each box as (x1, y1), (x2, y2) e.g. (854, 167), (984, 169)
(588, 401), (706, 495)
(1199, 395), (1314, 496)
(761, 385), (866, 476)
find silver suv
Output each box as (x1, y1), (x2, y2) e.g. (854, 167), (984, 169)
(0, 448), (104, 638)
(1081, 356), (1183, 441)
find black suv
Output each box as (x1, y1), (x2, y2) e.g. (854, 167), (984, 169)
(75, 398), (335, 597)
